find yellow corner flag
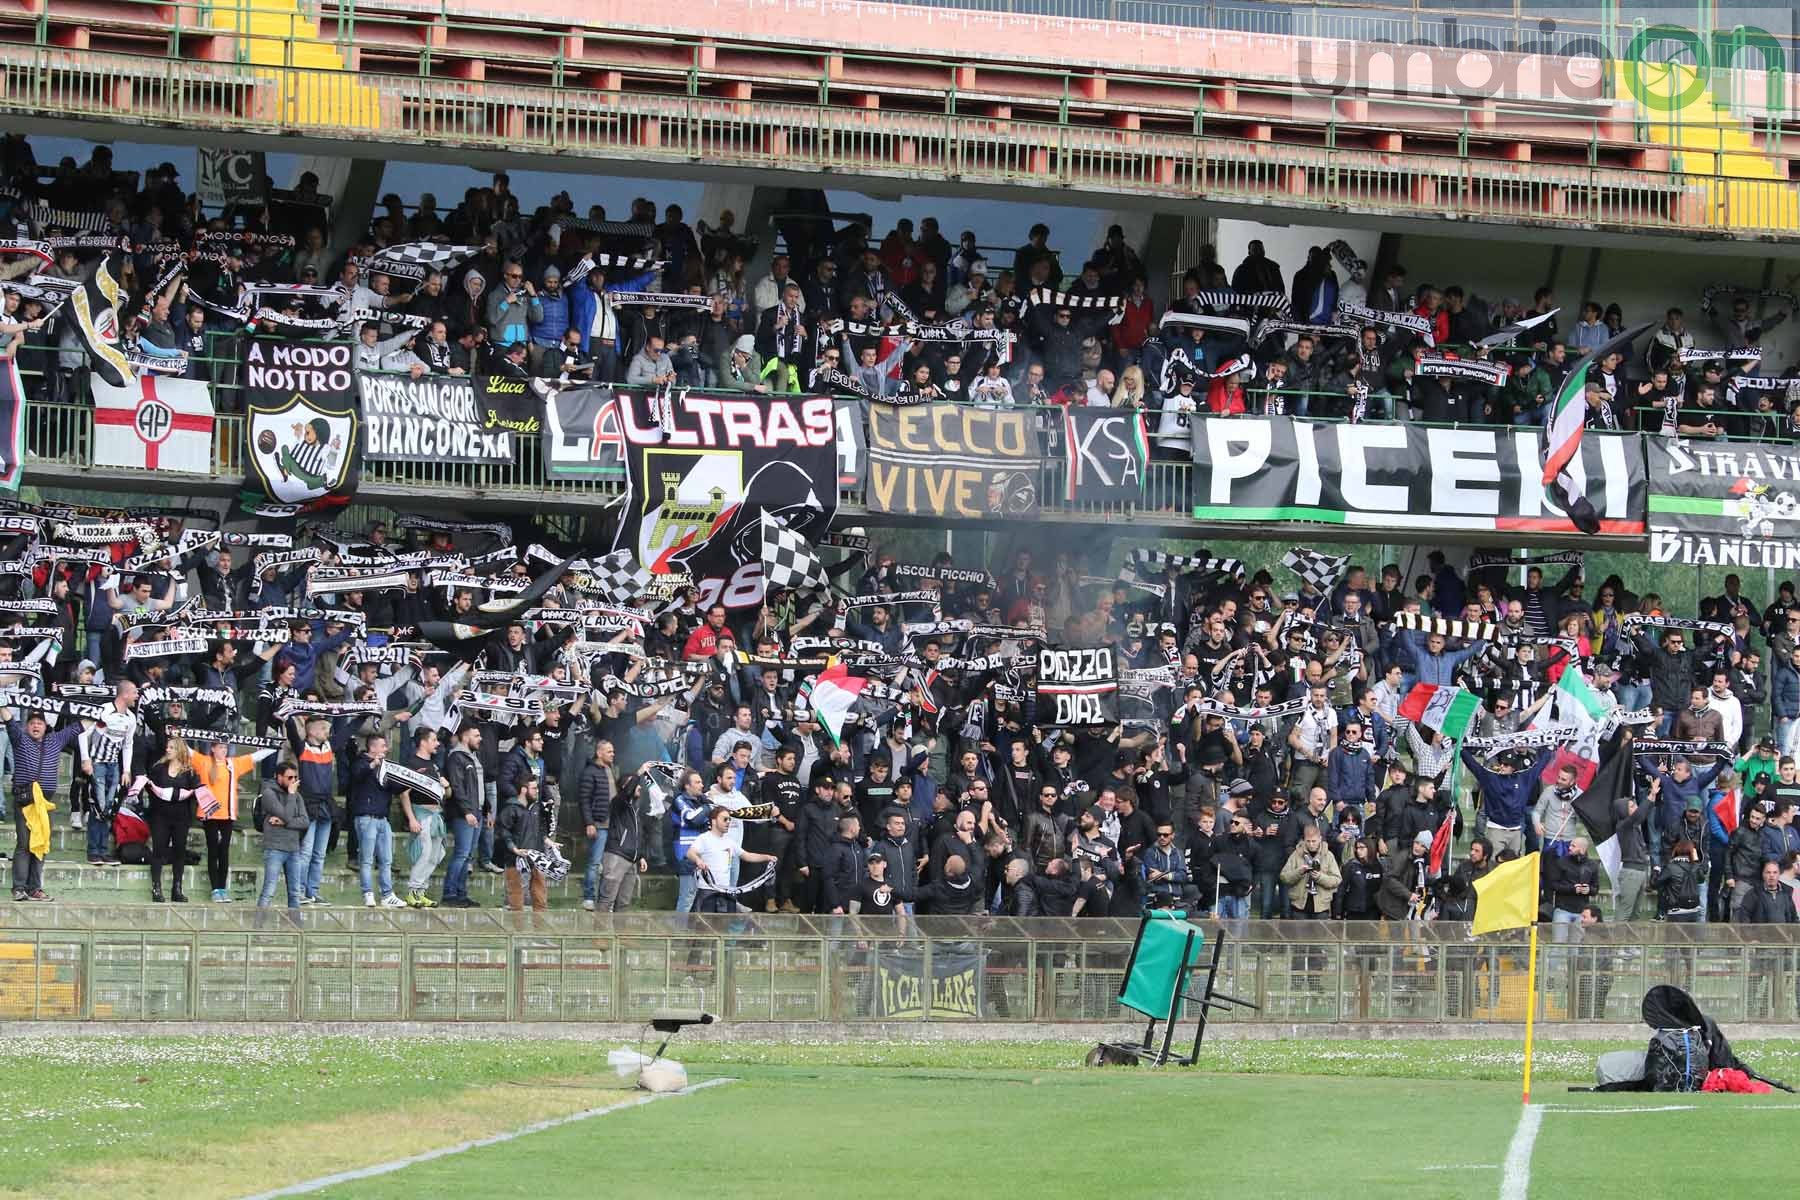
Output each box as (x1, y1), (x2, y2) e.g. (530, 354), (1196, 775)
(1470, 851), (1541, 935)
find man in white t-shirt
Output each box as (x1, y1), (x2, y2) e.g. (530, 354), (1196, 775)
(687, 806), (779, 914)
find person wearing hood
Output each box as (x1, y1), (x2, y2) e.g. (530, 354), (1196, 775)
(720, 333), (768, 393)
(1377, 829), (1435, 920)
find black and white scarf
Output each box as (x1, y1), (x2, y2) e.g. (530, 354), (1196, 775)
(1337, 302), (1434, 345)
(1623, 613), (1734, 638)
(1467, 550), (1584, 569)
(1389, 611), (1497, 642)
(1130, 549), (1246, 580)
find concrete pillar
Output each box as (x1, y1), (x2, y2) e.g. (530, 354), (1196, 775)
(288, 155), (386, 258)
(1142, 210), (1207, 310)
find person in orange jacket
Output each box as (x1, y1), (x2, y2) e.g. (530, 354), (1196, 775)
(193, 737), (279, 903)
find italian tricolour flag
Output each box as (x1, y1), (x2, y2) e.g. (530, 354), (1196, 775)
(1541, 664), (1611, 788)
(803, 658), (868, 747)
(1398, 683), (1481, 741)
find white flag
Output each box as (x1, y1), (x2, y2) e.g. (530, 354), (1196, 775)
(92, 376), (215, 474)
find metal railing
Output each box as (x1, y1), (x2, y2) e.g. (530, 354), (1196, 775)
(0, 23), (1795, 238)
(1, 910), (1797, 1024)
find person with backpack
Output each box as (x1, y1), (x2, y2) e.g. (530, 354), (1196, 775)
(1658, 837), (1706, 923)
(255, 762), (310, 912)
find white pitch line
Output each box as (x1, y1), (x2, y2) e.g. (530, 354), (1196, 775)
(238, 1077), (736, 1199)
(1544, 1102), (1800, 1114)
(1421, 1164), (1500, 1172)
(1538, 1104), (1696, 1114)
(1499, 1104), (1544, 1200)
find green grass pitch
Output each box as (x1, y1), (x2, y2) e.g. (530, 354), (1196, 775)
(2, 1036), (1796, 1199)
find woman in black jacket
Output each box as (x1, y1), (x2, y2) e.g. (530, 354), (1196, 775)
(129, 737), (201, 902)
(1337, 838), (1385, 920)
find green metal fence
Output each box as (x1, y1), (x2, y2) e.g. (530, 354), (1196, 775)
(0, 36), (1788, 240)
(2, 911), (1798, 1025)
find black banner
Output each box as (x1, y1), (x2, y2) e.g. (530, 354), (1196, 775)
(473, 374), (541, 437)
(1190, 417), (1644, 536)
(867, 402), (1041, 519)
(542, 384), (623, 479)
(872, 947), (982, 1019)
(1647, 438), (1800, 567)
(1062, 407), (1148, 505)
(545, 388), (865, 488)
(359, 372), (514, 464)
(242, 337), (359, 514)
(612, 390), (839, 610)
(1036, 645), (1119, 726)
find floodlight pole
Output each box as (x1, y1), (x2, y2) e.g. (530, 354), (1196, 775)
(1521, 921), (1540, 1105)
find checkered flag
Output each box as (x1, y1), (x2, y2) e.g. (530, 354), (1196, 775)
(760, 512), (832, 596)
(368, 242), (483, 276)
(583, 549), (654, 604)
(1281, 546), (1351, 595)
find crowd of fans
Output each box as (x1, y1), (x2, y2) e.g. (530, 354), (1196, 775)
(2, 137), (1800, 929)
(2, 135), (1796, 445)
(0, 497), (1790, 933)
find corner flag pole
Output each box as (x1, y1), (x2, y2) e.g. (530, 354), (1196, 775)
(1521, 920), (1539, 1106)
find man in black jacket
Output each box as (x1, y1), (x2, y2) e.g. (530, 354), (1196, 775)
(597, 769), (646, 913)
(1735, 860), (1798, 923)
(870, 810), (917, 907)
(912, 853), (983, 915)
(577, 739), (615, 912)
(795, 772), (839, 913)
(821, 814), (865, 914)
(755, 746), (804, 912)
(496, 776), (550, 913)
(1544, 837), (1599, 931)
(441, 724), (484, 908)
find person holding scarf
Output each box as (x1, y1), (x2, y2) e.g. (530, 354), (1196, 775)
(193, 736), (278, 902)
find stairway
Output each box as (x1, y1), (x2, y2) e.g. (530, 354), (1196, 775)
(206, 0), (380, 130)
(1622, 60), (1798, 232)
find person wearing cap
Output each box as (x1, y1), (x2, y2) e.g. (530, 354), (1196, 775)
(721, 333), (767, 393)
(856, 848), (901, 916)
(944, 259), (990, 317)
(1460, 744), (1553, 859)
(528, 264), (569, 360)
(1739, 737), (1782, 793)
(4, 701), (88, 901)
(795, 771), (839, 913)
